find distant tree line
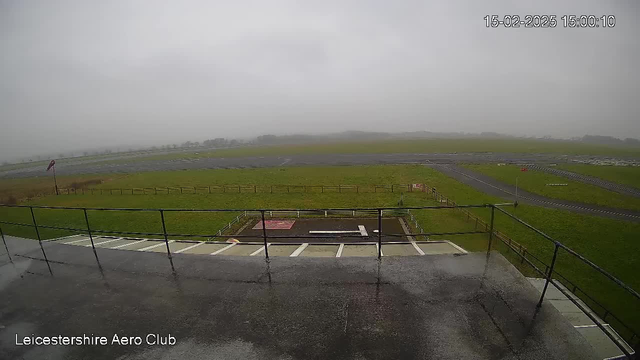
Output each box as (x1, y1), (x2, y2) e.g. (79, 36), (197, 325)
(581, 135), (640, 146)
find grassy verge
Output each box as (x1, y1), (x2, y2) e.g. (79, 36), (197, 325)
(557, 164), (640, 189)
(463, 164), (640, 211)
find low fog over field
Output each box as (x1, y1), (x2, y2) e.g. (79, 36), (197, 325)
(1, 0), (639, 161)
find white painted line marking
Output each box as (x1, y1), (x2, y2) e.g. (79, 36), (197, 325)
(336, 243), (345, 257)
(111, 239), (147, 249)
(446, 240), (468, 254)
(574, 324), (607, 329)
(65, 237), (92, 245)
(175, 242), (204, 253)
(89, 238), (122, 246)
(412, 242), (425, 255)
(211, 243), (236, 255)
(250, 244), (270, 256)
(139, 240), (174, 252)
(358, 225), (368, 237)
(309, 230), (361, 234)
(376, 243), (384, 257)
(279, 158), (291, 166)
(46, 234), (82, 242)
(290, 243), (309, 257)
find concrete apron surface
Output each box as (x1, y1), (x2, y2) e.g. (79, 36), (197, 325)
(0, 236), (598, 360)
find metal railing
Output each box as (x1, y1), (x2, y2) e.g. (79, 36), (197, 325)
(0, 202), (637, 358)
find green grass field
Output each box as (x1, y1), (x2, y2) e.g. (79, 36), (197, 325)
(557, 164), (640, 189)
(89, 138), (640, 165)
(0, 164), (638, 340)
(463, 164), (640, 211)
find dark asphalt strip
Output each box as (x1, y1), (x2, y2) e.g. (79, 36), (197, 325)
(428, 164), (640, 223)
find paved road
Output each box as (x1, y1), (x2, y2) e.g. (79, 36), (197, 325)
(0, 236), (597, 360)
(429, 164), (640, 222)
(0, 152), (633, 178)
(527, 165), (640, 198)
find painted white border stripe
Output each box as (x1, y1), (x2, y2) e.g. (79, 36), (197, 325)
(175, 242), (204, 254)
(336, 243), (345, 257)
(90, 238), (122, 246)
(290, 243), (309, 257)
(250, 244), (270, 256)
(64, 237), (92, 245)
(139, 240), (174, 252)
(111, 239), (147, 249)
(411, 242), (425, 255)
(309, 230), (360, 234)
(445, 240), (468, 254)
(46, 234), (82, 242)
(358, 225), (368, 237)
(574, 324), (605, 329)
(211, 243), (236, 255)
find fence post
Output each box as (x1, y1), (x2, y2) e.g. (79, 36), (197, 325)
(83, 209), (101, 266)
(537, 244), (560, 308)
(159, 210), (175, 272)
(377, 209), (382, 259)
(356, 185), (359, 193)
(29, 207), (52, 274)
(270, 185), (273, 193)
(260, 210), (269, 260)
(254, 185), (257, 193)
(487, 206), (495, 253)
(0, 224), (12, 262)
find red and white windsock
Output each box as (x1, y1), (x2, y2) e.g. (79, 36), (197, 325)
(46, 160), (56, 171)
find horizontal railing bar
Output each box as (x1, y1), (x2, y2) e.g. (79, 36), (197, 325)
(0, 204), (492, 211)
(0, 220), (35, 227)
(557, 245), (640, 301)
(27, 224), (88, 232)
(549, 279), (633, 358)
(494, 206), (640, 301)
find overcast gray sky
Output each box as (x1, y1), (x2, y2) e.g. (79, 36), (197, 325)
(1, 0), (638, 161)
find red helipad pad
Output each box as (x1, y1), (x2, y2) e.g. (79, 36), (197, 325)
(252, 220), (296, 230)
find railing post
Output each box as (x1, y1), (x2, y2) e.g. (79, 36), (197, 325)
(83, 208), (100, 265)
(159, 210), (175, 272)
(377, 208), (382, 259)
(537, 243), (560, 308)
(260, 210), (269, 260)
(487, 206), (495, 253)
(0, 224), (12, 262)
(29, 207), (52, 274)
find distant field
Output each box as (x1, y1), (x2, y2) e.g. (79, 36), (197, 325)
(0, 164), (638, 338)
(89, 138), (640, 165)
(558, 164), (640, 189)
(463, 164), (640, 211)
